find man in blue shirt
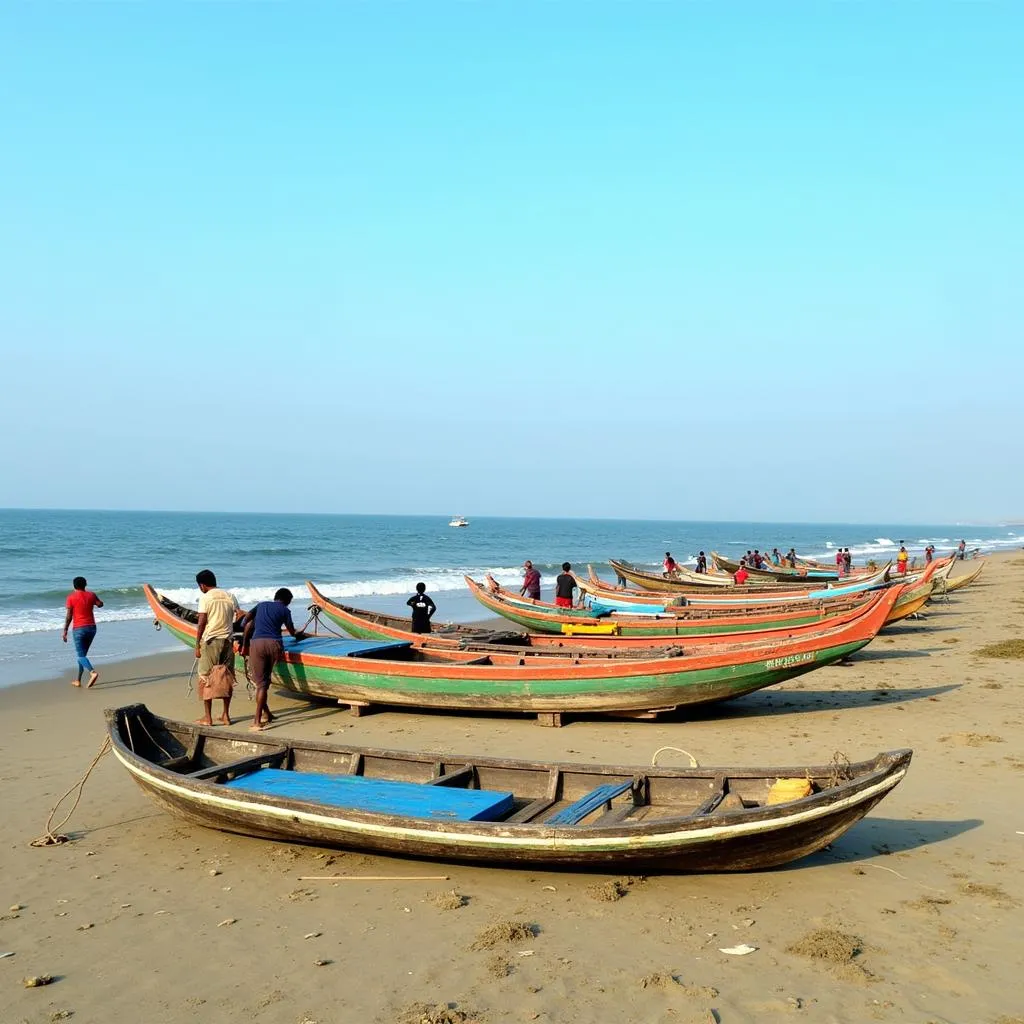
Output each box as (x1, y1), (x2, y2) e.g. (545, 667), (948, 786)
(240, 588), (306, 731)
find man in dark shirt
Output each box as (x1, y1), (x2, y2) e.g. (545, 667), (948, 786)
(241, 588), (306, 731)
(696, 551), (707, 573)
(555, 562), (576, 608)
(407, 582), (437, 634)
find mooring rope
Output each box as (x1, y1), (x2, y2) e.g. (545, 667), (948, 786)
(30, 736), (112, 848)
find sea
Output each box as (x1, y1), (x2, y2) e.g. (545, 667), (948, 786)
(1, 508), (1019, 688)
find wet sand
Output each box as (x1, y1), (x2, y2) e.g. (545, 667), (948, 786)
(2, 555), (1022, 1024)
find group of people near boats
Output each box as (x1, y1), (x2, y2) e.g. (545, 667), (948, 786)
(62, 570), (441, 731)
(520, 560), (579, 607)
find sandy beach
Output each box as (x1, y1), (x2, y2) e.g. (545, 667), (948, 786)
(2, 555), (1022, 1024)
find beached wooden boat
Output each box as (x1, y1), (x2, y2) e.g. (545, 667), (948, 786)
(711, 552), (850, 582)
(106, 704), (912, 871)
(145, 583), (899, 724)
(583, 565), (895, 608)
(936, 559), (985, 594)
(466, 575), (884, 638)
(307, 580), (892, 652)
(608, 559), (820, 592)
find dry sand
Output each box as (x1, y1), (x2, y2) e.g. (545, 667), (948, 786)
(2, 555), (1022, 1024)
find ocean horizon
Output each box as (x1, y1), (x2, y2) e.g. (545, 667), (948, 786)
(2, 508), (1019, 688)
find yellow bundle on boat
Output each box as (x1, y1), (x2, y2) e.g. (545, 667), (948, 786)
(766, 777), (813, 805)
(561, 622), (620, 636)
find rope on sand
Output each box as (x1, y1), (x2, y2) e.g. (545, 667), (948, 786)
(650, 746), (700, 768)
(30, 736), (112, 848)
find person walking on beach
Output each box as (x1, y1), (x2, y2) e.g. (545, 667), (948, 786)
(958, 539), (966, 560)
(924, 545), (934, 564)
(663, 552), (679, 575)
(240, 588), (306, 732)
(771, 548), (782, 566)
(897, 543), (909, 575)
(696, 551), (707, 574)
(520, 560), (541, 600)
(733, 559), (750, 585)
(555, 562), (577, 608)
(407, 582), (436, 634)
(786, 548), (797, 568)
(843, 548), (853, 574)
(836, 548), (845, 577)
(63, 576), (103, 688)
(194, 569), (241, 726)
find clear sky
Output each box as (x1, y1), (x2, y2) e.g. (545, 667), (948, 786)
(2, 4), (1021, 523)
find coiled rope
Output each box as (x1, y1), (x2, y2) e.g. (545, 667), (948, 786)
(30, 736), (112, 848)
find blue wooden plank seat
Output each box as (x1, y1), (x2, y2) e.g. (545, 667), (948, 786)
(281, 637), (413, 657)
(222, 768), (514, 822)
(546, 779), (634, 826)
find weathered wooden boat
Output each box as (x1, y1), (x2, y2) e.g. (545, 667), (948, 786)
(466, 575), (885, 638)
(307, 580), (894, 652)
(711, 552), (851, 582)
(145, 583), (899, 724)
(935, 559), (985, 594)
(106, 704), (912, 871)
(608, 559), (821, 593)
(583, 565), (895, 608)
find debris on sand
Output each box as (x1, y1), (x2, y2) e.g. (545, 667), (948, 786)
(588, 879), (628, 902)
(49, 1012), (74, 1021)
(397, 1002), (484, 1024)
(976, 639), (1024, 659)
(938, 732), (1005, 746)
(786, 929), (873, 982)
(484, 954), (511, 978)
(958, 881), (1018, 906)
(425, 889), (466, 911)
(639, 972), (718, 998)
(23, 974), (54, 988)
(470, 921), (535, 950)
(587, 875), (646, 902)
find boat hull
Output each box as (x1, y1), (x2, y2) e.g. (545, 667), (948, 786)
(107, 705), (912, 871)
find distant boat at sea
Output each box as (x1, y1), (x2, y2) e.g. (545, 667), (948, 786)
(449, 515), (469, 528)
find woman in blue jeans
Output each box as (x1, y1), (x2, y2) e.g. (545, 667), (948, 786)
(63, 576), (103, 688)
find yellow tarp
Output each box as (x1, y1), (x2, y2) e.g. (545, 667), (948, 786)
(561, 622), (620, 636)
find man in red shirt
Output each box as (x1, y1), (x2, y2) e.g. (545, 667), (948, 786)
(63, 576), (103, 688)
(520, 560), (541, 601)
(733, 560), (750, 585)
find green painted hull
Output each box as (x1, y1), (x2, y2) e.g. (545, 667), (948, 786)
(160, 617), (866, 714)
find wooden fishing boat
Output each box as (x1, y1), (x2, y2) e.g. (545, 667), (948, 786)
(937, 559), (985, 594)
(583, 565), (895, 608)
(307, 580), (894, 652)
(145, 583), (899, 724)
(466, 575), (884, 638)
(106, 704), (912, 871)
(608, 559), (820, 593)
(712, 552), (850, 582)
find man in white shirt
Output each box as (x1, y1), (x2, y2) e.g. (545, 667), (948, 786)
(195, 569), (242, 725)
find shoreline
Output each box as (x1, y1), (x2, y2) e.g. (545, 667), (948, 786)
(2, 553), (1021, 1022)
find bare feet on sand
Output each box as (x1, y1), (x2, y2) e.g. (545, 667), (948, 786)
(86, 671), (99, 688)
(220, 714), (231, 726)
(71, 680), (81, 688)
(249, 723), (266, 732)
(195, 718), (214, 726)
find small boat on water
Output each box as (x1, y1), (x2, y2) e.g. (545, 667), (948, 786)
(448, 515), (469, 528)
(106, 704), (912, 871)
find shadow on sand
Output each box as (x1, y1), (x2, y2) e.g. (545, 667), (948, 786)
(795, 816), (983, 869)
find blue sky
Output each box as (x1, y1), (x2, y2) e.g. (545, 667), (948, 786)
(1, 4), (1021, 522)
